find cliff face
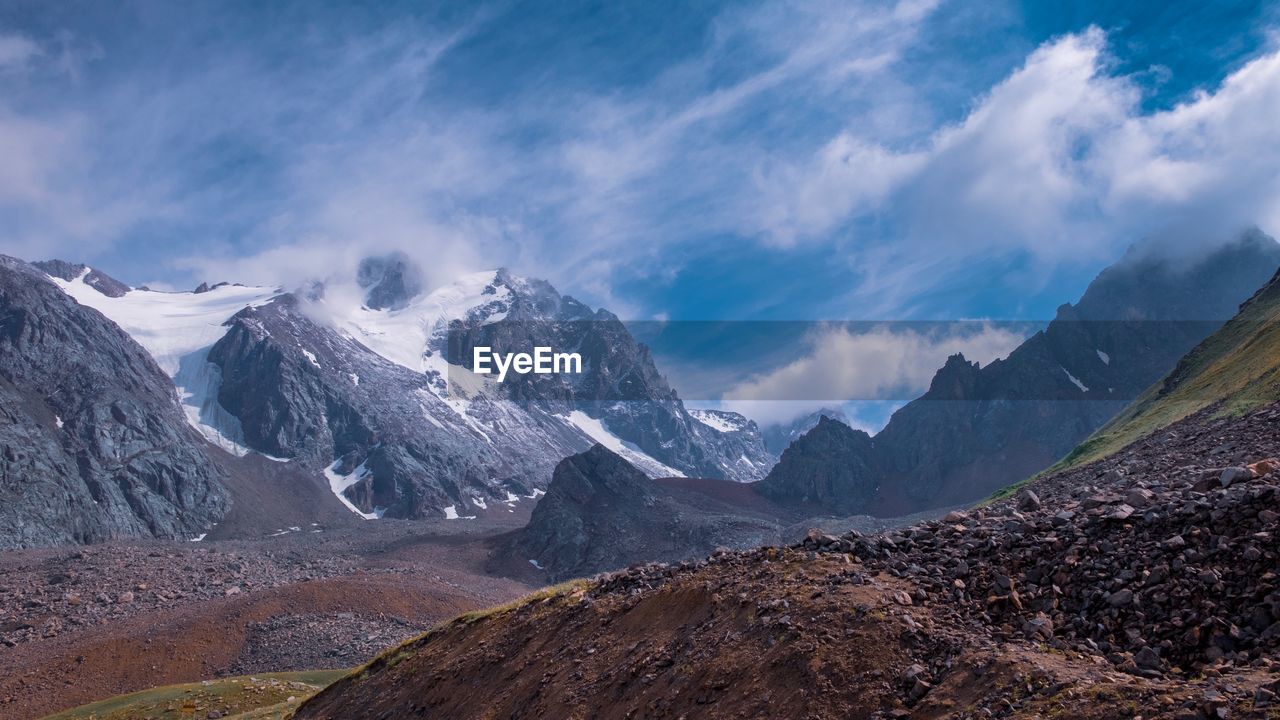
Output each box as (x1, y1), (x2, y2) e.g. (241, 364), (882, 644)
(207, 293), (520, 519)
(761, 230), (1280, 516)
(0, 256), (228, 548)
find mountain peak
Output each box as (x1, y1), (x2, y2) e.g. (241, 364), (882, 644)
(1074, 229), (1280, 322)
(924, 352), (982, 399)
(755, 414), (878, 513)
(357, 252), (424, 310)
(32, 260), (130, 298)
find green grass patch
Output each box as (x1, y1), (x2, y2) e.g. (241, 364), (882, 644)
(40, 669), (348, 720)
(986, 275), (1280, 499)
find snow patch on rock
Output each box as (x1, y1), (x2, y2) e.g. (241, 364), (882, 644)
(443, 505), (476, 520)
(689, 408), (746, 433)
(1062, 367), (1089, 393)
(48, 270), (281, 458)
(323, 460), (380, 520)
(564, 410), (685, 478)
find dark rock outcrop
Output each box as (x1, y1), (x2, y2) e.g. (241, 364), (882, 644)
(0, 256), (228, 548)
(756, 415), (880, 513)
(357, 252), (423, 311)
(31, 260), (130, 298)
(761, 407), (852, 456)
(505, 445), (781, 581)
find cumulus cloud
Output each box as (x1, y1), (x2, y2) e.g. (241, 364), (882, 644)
(721, 323), (1027, 425)
(751, 29), (1280, 265)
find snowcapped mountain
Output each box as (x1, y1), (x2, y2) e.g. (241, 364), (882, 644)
(760, 407), (854, 456)
(28, 255), (769, 529)
(1, 258), (229, 548)
(45, 265), (280, 457)
(688, 408), (776, 477)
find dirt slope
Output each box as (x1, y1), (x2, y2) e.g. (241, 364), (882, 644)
(0, 522), (532, 720)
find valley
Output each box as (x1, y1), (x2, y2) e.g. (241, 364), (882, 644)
(4, 238), (1280, 718)
(5, 5), (1280, 717)
(0, 515), (534, 719)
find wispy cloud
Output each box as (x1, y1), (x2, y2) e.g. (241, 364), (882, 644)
(0, 5), (1277, 324)
(0, 33), (40, 70)
(720, 322), (1026, 425)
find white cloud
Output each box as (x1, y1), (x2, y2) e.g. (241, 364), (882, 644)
(0, 34), (40, 71)
(752, 136), (928, 246)
(2, 11), (1278, 323)
(1094, 46), (1280, 239)
(0, 1), (940, 304)
(721, 323), (1027, 425)
(549, 0), (940, 280)
(750, 28), (1280, 265)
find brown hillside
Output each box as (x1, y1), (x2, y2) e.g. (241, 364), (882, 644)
(297, 404), (1280, 720)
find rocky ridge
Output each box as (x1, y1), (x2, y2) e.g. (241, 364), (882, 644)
(798, 401), (1280, 678)
(762, 230), (1280, 518)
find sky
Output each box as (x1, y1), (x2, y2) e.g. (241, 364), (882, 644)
(2, 0), (1279, 426)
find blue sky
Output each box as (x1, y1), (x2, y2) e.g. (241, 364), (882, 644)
(2, 0), (1279, 424)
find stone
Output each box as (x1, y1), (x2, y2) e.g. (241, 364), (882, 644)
(1125, 488), (1156, 508)
(1107, 504), (1136, 521)
(902, 663), (927, 682)
(1024, 615), (1054, 640)
(1017, 489), (1042, 511)
(1107, 589), (1134, 607)
(1134, 646), (1163, 670)
(1220, 466), (1255, 488)
(1248, 458), (1278, 476)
